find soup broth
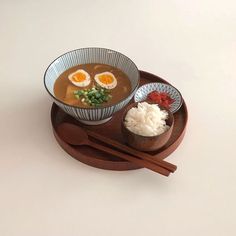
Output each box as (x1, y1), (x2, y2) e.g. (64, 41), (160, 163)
(54, 63), (132, 108)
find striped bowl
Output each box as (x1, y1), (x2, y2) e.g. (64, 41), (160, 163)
(134, 82), (183, 113)
(44, 48), (140, 125)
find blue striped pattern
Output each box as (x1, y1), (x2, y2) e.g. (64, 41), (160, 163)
(134, 83), (183, 113)
(44, 48), (140, 122)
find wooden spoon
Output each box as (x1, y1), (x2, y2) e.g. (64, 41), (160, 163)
(57, 123), (171, 176)
(58, 122), (176, 173)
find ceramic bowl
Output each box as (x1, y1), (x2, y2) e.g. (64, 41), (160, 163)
(44, 48), (140, 125)
(134, 82), (183, 113)
(121, 102), (174, 151)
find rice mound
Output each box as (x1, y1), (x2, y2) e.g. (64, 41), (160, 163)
(124, 102), (170, 136)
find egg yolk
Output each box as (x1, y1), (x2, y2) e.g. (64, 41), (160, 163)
(72, 72), (86, 82)
(98, 74), (114, 84)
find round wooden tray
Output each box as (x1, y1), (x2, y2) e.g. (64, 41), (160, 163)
(51, 70), (188, 171)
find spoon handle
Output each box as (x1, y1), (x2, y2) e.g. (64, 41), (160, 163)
(86, 129), (176, 172)
(88, 141), (171, 176)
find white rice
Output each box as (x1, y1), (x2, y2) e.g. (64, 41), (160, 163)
(124, 102), (170, 136)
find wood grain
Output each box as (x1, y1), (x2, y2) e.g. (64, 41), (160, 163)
(51, 70), (188, 171)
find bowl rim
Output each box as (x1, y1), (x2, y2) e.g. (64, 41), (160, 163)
(121, 101), (174, 138)
(43, 47), (140, 110)
(134, 82), (183, 113)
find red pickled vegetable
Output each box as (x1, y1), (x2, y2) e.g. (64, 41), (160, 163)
(147, 91), (175, 109)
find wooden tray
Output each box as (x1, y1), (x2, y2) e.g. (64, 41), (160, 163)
(51, 70), (188, 171)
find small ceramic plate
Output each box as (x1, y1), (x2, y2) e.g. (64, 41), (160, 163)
(134, 82), (183, 113)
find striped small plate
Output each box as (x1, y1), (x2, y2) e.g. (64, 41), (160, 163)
(134, 83), (183, 113)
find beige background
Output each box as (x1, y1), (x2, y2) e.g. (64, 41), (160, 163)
(1, 0), (236, 235)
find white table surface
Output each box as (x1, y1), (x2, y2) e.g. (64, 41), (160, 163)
(1, 0), (236, 235)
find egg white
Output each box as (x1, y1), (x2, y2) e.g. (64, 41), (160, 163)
(68, 69), (91, 87)
(94, 72), (117, 89)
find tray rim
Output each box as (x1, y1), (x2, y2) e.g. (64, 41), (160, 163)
(50, 70), (188, 171)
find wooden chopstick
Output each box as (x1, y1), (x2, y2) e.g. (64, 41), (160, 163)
(86, 129), (177, 173)
(90, 142), (171, 176)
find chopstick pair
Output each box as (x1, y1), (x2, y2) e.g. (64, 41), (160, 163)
(86, 129), (177, 176)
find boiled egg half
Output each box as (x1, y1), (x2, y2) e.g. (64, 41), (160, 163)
(68, 69), (91, 87)
(94, 72), (117, 89)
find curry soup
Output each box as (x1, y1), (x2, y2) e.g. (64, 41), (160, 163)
(54, 63), (132, 108)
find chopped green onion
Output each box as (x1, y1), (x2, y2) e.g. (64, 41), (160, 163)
(73, 86), (112, 106)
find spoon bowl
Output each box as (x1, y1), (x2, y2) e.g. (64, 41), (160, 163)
(56, 123), (173, 176)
